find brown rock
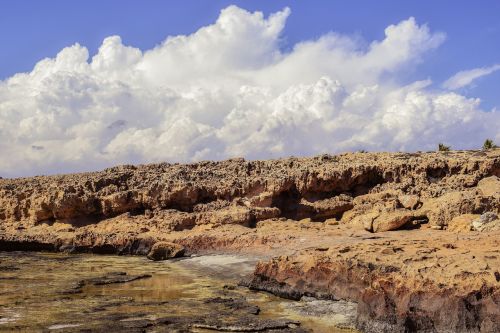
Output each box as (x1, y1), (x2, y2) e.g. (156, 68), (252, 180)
(349, 211), (380, 232)
(1, 150), (498, 250)
(477, 176), (500, 196)
(245, 232), (500, 333)
(146, 242), (185, 261)
(1, 150), (500, 332)
(372, 210), (414, 232)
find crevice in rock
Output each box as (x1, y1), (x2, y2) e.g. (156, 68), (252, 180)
(400, 216), (429, 230)
(312, 210), (348, 223)
(426, 166), (449, 183)
(248, 214), (258, 228)
(270, 170), (385, 221)
(271, 186), (302, 220)
(129, 206), (147, 216)
(35, 216), (56, 226)
(350, 171), (386, 197)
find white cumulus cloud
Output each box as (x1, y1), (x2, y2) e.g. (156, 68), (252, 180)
(0, 5), (499, 177)
(443, 64), (500, 90)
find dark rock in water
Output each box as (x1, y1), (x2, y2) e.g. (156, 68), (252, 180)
(191, 316), (302, 332)
(152, 315), (306, 332)
(147, 242), (185, 261)
(85, 272), (152, 286)
(204, 297), (260, 315)
(60, 272), (152, 294)
(59, 280), (85, 294)
(63, 314), (157, 333)
(130, 238), (155, 256)
(0, 253), (321, 333)
(239, 275), (303, 301)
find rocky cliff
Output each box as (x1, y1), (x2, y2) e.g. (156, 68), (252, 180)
(1, 149), (499, 332)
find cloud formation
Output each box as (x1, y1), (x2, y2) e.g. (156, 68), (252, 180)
(443, 64), (500, 90)
(0, 6), (499, 177)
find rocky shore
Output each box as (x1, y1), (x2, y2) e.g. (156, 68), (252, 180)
(1, 150), (499, 332)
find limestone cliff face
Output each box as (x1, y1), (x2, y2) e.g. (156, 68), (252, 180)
(1, 150), (499, 252)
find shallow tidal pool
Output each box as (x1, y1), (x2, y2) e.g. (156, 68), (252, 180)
(0, 252), (357, 332)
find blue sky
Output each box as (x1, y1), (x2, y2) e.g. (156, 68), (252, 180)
(0, 1), (499, 177)
(2, 0), (500, 109)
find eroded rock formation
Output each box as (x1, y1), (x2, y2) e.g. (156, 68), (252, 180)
(1, 149), (499, 332)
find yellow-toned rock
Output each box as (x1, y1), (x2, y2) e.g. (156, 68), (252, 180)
(324, 218), (339, 226)
(398, 194), (420, 210)
(477, 176), (500, 196)
(447, 214), (478, 232)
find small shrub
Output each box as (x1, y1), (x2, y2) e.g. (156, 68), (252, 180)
(482, 139), (498, 150)
(438, 143), (450, 152)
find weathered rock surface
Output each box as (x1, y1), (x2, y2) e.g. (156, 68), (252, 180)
(1, 150), (499, 248)
(472, 212), (500, 232)
(447, 213), (477, 232)
(1, 149), (499, 332)
(146, 241), (185, 261)
(244, 230), (500, 333)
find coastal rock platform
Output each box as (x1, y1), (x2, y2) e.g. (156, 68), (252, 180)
(1, 149), (499, 332)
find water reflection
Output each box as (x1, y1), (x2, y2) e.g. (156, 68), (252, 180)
(0, 252), (357, 332)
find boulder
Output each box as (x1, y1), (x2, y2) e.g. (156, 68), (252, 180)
(342, 190), (400, 229)
(447, 214), (478, 233)
(477, 176), (500, 196)
(472, 212), (500, 232)
(348, 209), (415, 232)
(349, 211), (380, 232)
(420, 190), (499, 228)
(147, 242), (185, 261)
(372, 210), (414, 232)
(397, 194), (420, 210)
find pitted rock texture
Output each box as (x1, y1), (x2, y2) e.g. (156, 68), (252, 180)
(1, 150), (499, 248)
(244, 227), (500, 333)
(1, 149), (499, 332)
(146, 241), (185, 261)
